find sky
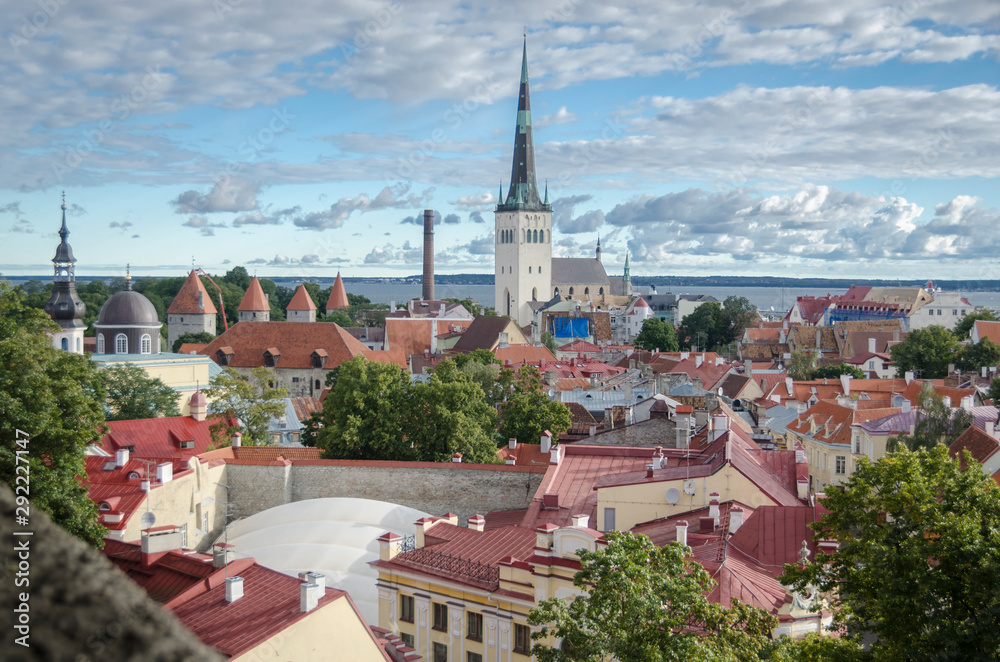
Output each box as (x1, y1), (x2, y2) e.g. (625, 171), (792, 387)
(1, 0), (999, 282)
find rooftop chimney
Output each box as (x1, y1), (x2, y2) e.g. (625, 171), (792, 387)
(711, 415), (729, 441)
(746, 360), (753, 376)
(571, 514), (590, 528)
(451, 452), (462, 463)
(676, 521), (688, 547)
(301, 571), (326, 592)
(942, 396), (952, 409)
(300, 582), (320, 613)
(508, 437), (517, 450)
(905, 371), (914, 384)
(961, 395), (973, 410)
(695, 353), (704, 368)
(902, 399), (912, 413)
(116, 448), (129, 468)
(156, 462), (173, 484)
(231, 431), (242, 448)
(729, 507), (744, 534)
(540, 430), (553, 454)
(213, 543), (234, 568)
(840, 374), (852, 396)
(868, 337), (877, 353)
(468, 515), (486, 532)
(422, 210), (434, 301)
(225, 576), (244, 603)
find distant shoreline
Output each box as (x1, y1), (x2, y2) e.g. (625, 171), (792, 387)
(8, 273), (997, 292)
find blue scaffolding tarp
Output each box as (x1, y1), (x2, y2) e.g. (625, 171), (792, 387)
(552, 317), (589, 338)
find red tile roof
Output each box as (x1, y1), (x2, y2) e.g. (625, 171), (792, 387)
(384, 318), (437, 361)
(290, 396), (323, 421)
(326, 272), (349, 310)
(556, 339), (602, 353)
(745, 328), (782, 342)
(495, 345), (557, 364)
(238, 277), (269, 312)
(497, 442), (553, 468)
(900, 380), (976, 407)
(200, 321), (367, 370)
(950, 425), (1000, 467)
(287, 284), (317, 311)
(177, 342), (208, 354)
(101, 415), (230, 461)
(168, 270), (218, 315)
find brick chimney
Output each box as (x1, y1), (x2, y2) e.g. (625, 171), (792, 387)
(422, 210), (434, 301)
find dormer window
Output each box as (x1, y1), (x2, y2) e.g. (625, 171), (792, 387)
(311, 349), (328, 369)
(99, 502), (111, 511)
(264, 347), (280, 368)
(179, 440), (195, 450)
(127, 471), (141, 480)
(216, 346), (234, 366)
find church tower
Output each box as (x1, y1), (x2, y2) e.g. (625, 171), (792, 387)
(44, 194), (86, 354)
(495, 38), (552, 327)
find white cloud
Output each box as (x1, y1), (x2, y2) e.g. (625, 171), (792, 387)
(536, 106), (578, 128)
(295, 185), (431, 230)
(172, 179), (261, 214)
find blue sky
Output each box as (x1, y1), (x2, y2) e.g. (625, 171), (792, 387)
(2, 0), (998, 281)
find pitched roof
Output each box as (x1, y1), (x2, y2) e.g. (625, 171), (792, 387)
(949, 424), (1000, 467)
(167, 271), (218, 315)
(326, 272), (349, 310)
(494, 344), (556, 364)
(453, 316), (522, 352)
(238, 277), (269, 312)
(973, 320), (1000, 344)
(289, 396), (323, 422)
(200, 321), (367, 370)
(384, 318), (436, 361)
(286, 284), (317, 311)
(101, 415), (227, 460)
(551, 257), (609, 286)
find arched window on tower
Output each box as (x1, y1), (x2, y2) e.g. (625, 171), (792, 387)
(532, 287), (537, 301)
(115, 333), (128, 354)
(61, 337), (68, 351)
(97, 334), (105, 354)
(585, 287), (590, 296)
(140, 334), (152, 354)
(533, 229), (538, 242)
(540, 230), (545, 243)
(76, 337), (81, 352)
(522, 229), (525, 243)
(569, 287), (574, 295)
(599, 287), (604, 295)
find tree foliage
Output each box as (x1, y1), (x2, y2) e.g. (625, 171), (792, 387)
(887, 389), (973, 452)
(781, 445), (1000, 661)
(0, 282), (107, 547)
(497, 365), (572, 445)
(528, 531), (780, 662)
(889, 325), (960, 378)
(678, 301), (725, 351)
(957, 338), (1000, 372)
(541, 331), (557, 353)
(811, 363), (865, 380)
(101, 363), (181, 420)
(721, 295), (759, 345)
(634, 317), (679, 352)
(171, 331), (216, 353)
(317, 356), (500, 462)
(787, 350), (817, 381)
(204, 367), (289, 446)
(989, 376), (1000, 405)
(953, 309), (997, 340)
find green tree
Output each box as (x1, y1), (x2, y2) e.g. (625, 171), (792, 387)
(324, 310), (354, 327)
(989, 376), (1000, 404)
(528, 530), (779, 662)
(171, 331), (216, 353)
(781, 445), (1000, 661)
(889, 325), (959, 378)
(101, 363), (181, 420)
(541, 331), (557, 354)
(721, 295), (759, 345)
(497, 365), (571, 445)
(787, 350), (817, 381)
(887, 390), (973, 452)
(811, 363), (865, 380)
(957, 338), (1000, 372)
(221, 265), (252, 290)
(0, 282), (107, 546)
(678, 301), (724, 351)
(204, 367), (289, 446)
(403, 375), (499, 463)
(633, 317), (679, 352)
(317, 356), (410, 459)
(453, 348), (497, 369)
(953, 309), (997, 340)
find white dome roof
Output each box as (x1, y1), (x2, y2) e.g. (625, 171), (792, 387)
(224, 498), (430, 623)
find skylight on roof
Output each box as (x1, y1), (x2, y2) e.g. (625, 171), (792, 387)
(102, 461), (118, 471)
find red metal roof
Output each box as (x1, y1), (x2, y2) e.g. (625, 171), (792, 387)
(238, 276), (269, 312)
(167, 270), (219, 315)
(101, 415), (227, 461)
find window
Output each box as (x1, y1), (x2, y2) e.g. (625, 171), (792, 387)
(603, 507), (616, 531)
(868, 360), (875, 370)
(115, 333), (128, 354)
(528, 266), (532, 273)
(292, 377), (300, 382)
(401, 633), (414, 648)
(538, 265), (542, 274)
(823, 453), (828, 470)
(179, 524), (187, 548)
(61, 337), (68, 351)
(467, 612), (483, 641)
(514, 624), (531, 654)
(76, 337), (81, 352)
(468, 653), (483, 662)
(140, 334), (151, 354)
(400, 595), (414, 623)
(952, 308), (958, 315)
(315, 379), (321, 390)
(433, 642), (447, 662)
(835, 456), (847, 475)
(432, 602), (447, 631)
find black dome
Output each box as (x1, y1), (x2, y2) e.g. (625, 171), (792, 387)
(97, 290), (160, 326)
(53, 240), (76, 264)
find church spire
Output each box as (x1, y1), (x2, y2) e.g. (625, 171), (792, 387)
(498, 36), (548, 212)
(623, 252), (630, 283)
(596, 235), (602, 262)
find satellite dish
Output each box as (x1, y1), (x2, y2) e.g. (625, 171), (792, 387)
(140, 511), (156, 529)
(665, 487), (680, 504)
(683, 480), (697, 495)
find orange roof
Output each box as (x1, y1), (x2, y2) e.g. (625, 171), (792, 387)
(494, 345), (556, 364)
(786, 401), (857, 446)
(200, 321), (366, 370)
(385, 318), (436, 361)
(177, 342), (207, 354)
(950, 425), (1000, 468)
(286, 284), (316, 311)
(900, 379), (976, 407)
(167, 270), (218, 315)
(973, 320), (1000, 344)
(238, 277), (269, 312)
(326, 272), (349, 310)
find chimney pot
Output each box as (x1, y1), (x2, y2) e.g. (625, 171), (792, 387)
(232, 431), (242, 448)
(540, 430), (553, 454)
(571, 514), (590, 528)
(468, 515), (486, 532)
(116, 448), (129, 468)
(676, 521), (688, 547)
(451, 452), (462, 463)
(300, 582), (320, 613)
(729, 507), (744, 534)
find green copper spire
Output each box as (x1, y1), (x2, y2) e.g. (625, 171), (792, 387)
(624, 252), (631, 283)
(543, 180), (549, 205)
(498, 36), (549, 212)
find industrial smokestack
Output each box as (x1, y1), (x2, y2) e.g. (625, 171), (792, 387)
(422, 209), (434, 301)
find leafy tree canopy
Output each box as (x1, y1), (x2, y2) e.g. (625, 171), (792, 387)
(541, 331), (557, 353)
(204, 367), (288, 446)
(497, 365), (571, 445)
(889, 325), (959, 379)
(0, 282), (107, 546)
(811, 363), (865, 380)
(782, 445), (1000, 661)
(528, 530), (781, 662)
(721, 295), (759, 345)
(887, 388), (973, 452)
(787, 350), (817, 381)
(634, 317), (679, 352)
(957, 337), (1000, 372)
(171, 331), (216, 353)
(101, 363), (180, 420)
(678, 301), (725, 351)
(989, 376), (1000, 405)
(953, 309), (997, 340)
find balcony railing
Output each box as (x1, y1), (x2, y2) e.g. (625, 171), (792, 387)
(401, 547), (499, 588)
